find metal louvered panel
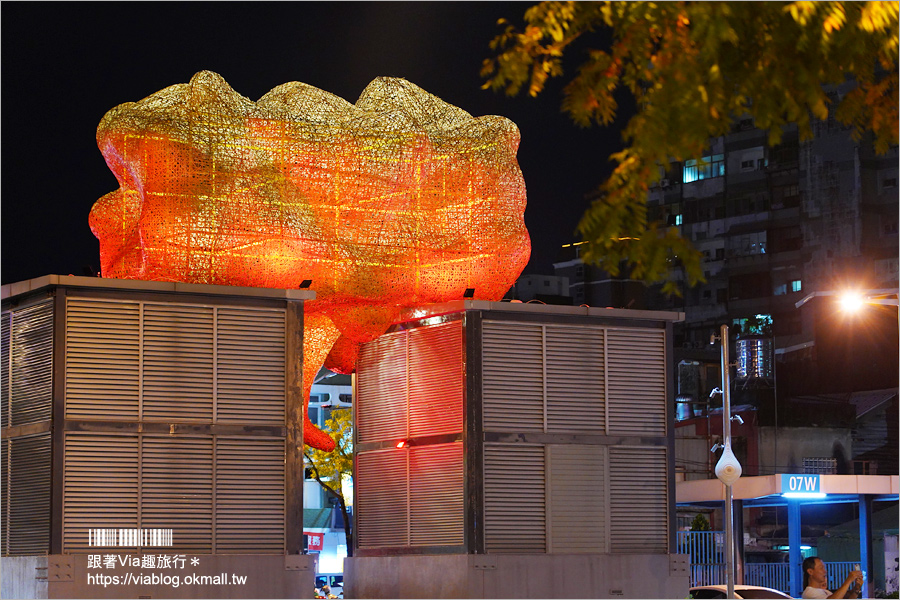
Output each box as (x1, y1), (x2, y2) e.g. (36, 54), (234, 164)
(65, 299), (140, 420)
(357, 332), (408, 443)
(143, 304), (214, 421)
(64, 434), (139, 552)
(1, 437), (8, 555)
(216, 307), (286, 424)
(8, 433), (52, 556)
(1, 312), (10, 429)
(142, 436), (213, 553)
(609, 446), (668, 553)
(408, 321), (463, 438)
(482, 322), (544, 432)
(356, 449), (408, 549)
(409, 443), (464, 546)
(606, 328), (667, 436)
(548, 444), (606, 553)
(545, 325), (605, 433)
(215, 438), (284, 553)
(483, 443), (545, 553)
(11, 300), (54, 426)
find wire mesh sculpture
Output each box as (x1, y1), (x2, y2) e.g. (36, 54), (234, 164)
(91, 71), (530, 450)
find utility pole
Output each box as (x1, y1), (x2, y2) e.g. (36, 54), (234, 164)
(713, 324), (742, 599)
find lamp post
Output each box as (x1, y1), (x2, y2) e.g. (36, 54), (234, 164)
(712, 324), (742, 599)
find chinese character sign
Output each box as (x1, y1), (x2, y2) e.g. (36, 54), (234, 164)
(90, 71), (530, 451)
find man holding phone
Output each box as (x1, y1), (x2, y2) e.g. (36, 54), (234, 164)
(801, 557), (864, 599)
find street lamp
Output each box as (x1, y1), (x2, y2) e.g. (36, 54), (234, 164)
(711, 324), (742, 600)
(837, 291), (866, 313)
(795, 288), (900, 310)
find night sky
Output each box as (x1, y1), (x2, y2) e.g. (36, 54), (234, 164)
(1, 2), (628, 285)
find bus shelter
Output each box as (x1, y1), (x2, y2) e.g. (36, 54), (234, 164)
(677, 474), (899, 597)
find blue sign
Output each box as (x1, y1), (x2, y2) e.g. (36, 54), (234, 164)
(781, 474), (821, 494)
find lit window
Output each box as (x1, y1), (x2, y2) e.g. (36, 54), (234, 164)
(791, 280), (802, 293)
(675, 214), (683, 226)
(684, 154), (725, 183)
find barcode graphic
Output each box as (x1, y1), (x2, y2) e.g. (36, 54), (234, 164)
(88, 528), (173, 547)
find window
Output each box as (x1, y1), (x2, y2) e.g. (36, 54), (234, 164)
(741, 159), (755, 170)
(774, 283), (787, 296)
(791, 279), (802, 293)
(883, 178), (897, 189)
(675, 214), (683, 226)
(727, 231), (767, 257)
(715, 248), (725, 260)
(716, 289), (727, 303)
(684, 154), (725, 183)
(575, 265), (584, 277)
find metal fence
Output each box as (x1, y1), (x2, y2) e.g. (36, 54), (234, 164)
(677, 531), (859, 594)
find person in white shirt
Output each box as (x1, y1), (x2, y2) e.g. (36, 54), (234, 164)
(801, 556), (863, 599)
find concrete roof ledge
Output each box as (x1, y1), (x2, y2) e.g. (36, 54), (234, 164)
(677, 474), (899, 504)
(2, 275), (316, 302)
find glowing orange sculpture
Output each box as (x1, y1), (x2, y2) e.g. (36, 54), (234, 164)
(90, 71), (530, 450)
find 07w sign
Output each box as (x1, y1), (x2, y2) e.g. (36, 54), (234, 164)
(781, 474), (822, 494)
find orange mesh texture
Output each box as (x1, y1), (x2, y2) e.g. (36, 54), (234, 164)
(90, 71), (530, 450)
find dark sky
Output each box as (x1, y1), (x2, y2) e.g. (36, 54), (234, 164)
(1, 2), (627, 285)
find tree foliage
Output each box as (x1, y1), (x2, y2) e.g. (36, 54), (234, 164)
(482, 1), (899, 295)
(304, 407), (354, 555)
(691, 513), (712, 532)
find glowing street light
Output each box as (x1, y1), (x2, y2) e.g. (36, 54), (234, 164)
(795, 288), (899, 311)
(837, 291), (866, 313)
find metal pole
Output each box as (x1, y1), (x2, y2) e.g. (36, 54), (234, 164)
(721, 324), (735, 600)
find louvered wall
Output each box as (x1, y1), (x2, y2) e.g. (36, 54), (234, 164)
(356, 442), (465, 550)
(483, 444), (546, 553)
(357, 320), (463, 444)
(1, 437), (8, 555)
(355, 320), (465, 551)
(606, 328), (667, 436)
(64, 434), (139, 552)
(215, 439), (285, 553)
(60, 297), (288, 554)
(63, 433), (285, 553)
(480, 318), (670, 556)
(2, 312), (10, 429)
(217, 308), (286, 423)
(409, 443), (464, 547)
(7, 433), (52, 556)
(65, 298), (286, 424)
(66, 299), (140, 420)
(356, 449), (409, 549)
(2, 299), (55, 557)
(10, 300), (54, 426)
(482, 322), (543, 431)
(143, 304), (214, 421)
(482, 321), (666, 436)
(609, 446), (669, 553)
